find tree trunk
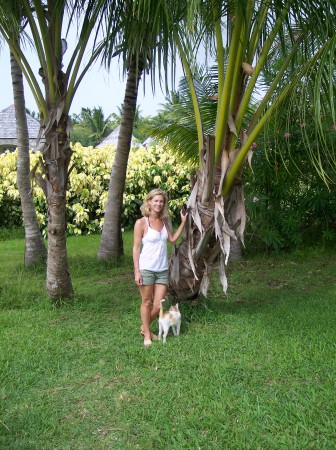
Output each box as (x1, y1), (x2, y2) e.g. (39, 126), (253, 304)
(228, 237), (242, 261)
(98, 56), (144, 260)
(169, 134), (246, 299)
(43, 117), (73, 298)
(35, 62), (74, 299)
(10, 48), (46, 266)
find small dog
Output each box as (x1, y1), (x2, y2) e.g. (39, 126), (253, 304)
(158, 299), (181, 343)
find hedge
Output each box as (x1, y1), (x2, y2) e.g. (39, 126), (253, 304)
(0, 144), (191, 236)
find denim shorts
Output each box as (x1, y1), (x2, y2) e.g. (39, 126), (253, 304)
(140, 269), (169, 286)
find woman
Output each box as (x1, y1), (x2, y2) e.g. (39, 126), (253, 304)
(133, 188), (187, 347)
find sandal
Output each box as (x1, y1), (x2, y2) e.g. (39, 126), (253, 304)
(140, 327), (158, 341)
(144, 339), (152, 347)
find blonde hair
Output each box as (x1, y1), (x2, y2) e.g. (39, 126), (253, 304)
(140, 188), (169, 219)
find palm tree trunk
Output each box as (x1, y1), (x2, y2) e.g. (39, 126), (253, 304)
(10, 48), (46, 266)
(169, 134), (246, 299)
(42, 111), (73, 298)
(33, 62), (74, 299)
(228, 237), (242, 261)
(98, 55), (144, 260)
(227, 184), (244, 262)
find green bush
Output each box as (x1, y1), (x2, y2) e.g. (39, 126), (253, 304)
(0, 151), (22, 228)
(243, 148), (336, 253)
(0, 144), (191, 236)
(4, 141), (336, 252)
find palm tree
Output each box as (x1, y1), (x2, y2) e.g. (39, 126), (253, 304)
(163, 0), (336, 298)
(5, 2), (46, 265)
(25, 108), (40, 120)
(0, 0), (122, 298)
(153, 69), (246, 261)
(71, 106), (112, 147)
(10, 43), (47, 265)
(98, 53), (145, 259)
(98, 0), (183, 260)
(151, 70), (218, 165)
(109, 104), (149, 141)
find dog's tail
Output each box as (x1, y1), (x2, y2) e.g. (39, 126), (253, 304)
(159, 299), (165, 320)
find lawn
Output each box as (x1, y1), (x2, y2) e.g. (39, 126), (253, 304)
(1, 231), (335, 449)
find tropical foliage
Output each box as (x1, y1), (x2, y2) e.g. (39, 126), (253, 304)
(151, 66), (336, 253)
(3, 140), (336, 253)
(139, 0), (336, 299)
(0, 0), (123, 297)
(69, 105), (153, 147)
(0, 144), (190, 235)
(1, 0), (336, 300)
(244, 151), (336, 253)
(110, 105), (153, 143)
(70, 106), (113, 148)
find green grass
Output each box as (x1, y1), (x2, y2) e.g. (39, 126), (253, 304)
(1, 232), (336, 449)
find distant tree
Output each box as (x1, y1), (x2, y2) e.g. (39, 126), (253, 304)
(70, 106), (112, 147)
(69, 124), (92, 147)
(25, 108), (40, 120)
(132, 109), (153, 142)
(109, 104), (151, 142)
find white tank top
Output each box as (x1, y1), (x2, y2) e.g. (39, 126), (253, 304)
(139, 217), (169, 271)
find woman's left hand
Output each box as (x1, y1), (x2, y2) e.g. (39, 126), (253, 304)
(180, 209), (188, 224)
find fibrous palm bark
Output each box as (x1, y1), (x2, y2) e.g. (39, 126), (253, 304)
(169, 136), (246, 298)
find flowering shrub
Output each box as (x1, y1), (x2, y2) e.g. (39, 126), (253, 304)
(0, 150), (24, 228)
(0, 144), (191, 235)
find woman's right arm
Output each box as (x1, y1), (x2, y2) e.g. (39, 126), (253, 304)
(133, 219), (143, 285)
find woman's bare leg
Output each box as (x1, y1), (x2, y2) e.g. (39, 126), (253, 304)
(139, 284), (154, 342)
(151, 283), (168, 322)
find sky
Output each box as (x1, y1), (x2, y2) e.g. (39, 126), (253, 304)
(0, 36), (182, 119)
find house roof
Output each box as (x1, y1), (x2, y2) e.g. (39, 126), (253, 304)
(97, 125), (140, 148)
(142, 136), (155, 146)
(0, 104), (40, 139)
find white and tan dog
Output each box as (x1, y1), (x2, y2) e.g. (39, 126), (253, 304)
(158, 299), (181, 343)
